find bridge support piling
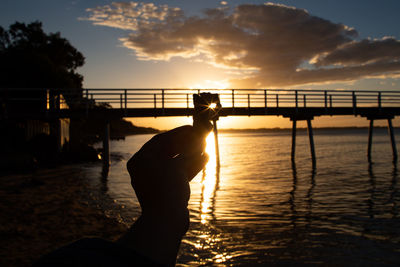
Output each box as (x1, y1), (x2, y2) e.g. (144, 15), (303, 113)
(388, 119), (398, 162)
(307, 119), (316, 167)
(291, 120), (297, 162)
(103, 122), (110, 172)
(213, 119), (220, 168)
(368, 119), (374, 162)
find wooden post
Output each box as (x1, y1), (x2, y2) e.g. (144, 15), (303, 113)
(232, 89), (235, 114)
(307, 119), (316, 167)
(276, 94), (279, 108)
(124, 89), (127, 109)
(291, 119), (297, 162)
(103, 122), (110, 170)
(124, 89), (127, 116)
(378, 92), (382, 110)
(153, 94), (157, 118)
(161, 90), (165, 107)
(264, 90), (267, 109)
(247, 94), (250, 116)
(388, 119), (398, 162)
(85, 89), (89, 117)
(232, 89), (235, 109)
(368, 119), (374, 162)
(161, 89), (165, 115)
(213, 119), (220, 168)
(50, 119), (61, 153)
(55, 90), (60, 110)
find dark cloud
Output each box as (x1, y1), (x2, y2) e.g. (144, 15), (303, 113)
(82, 2), (400, 87)
(315, 37), (400, 66)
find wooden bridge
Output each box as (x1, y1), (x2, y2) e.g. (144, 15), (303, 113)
(2, 88), (400, 167)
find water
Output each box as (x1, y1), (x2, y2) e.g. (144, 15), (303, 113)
(87, 128), (400, 266)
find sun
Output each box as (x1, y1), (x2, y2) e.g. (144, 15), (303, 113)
(209, 103), (217, 109)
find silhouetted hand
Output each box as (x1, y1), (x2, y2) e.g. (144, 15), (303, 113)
(119, 125), (210, 266)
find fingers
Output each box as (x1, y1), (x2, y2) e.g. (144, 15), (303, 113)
(139, 125), (192, 158)
(136, 125), (210, 160)
(187, 153), (209, 181)
(127, 124), (212, 182)
(193, 119), (213, 137)
(174, 152), (209, 181)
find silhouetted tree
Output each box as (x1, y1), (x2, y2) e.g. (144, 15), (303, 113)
(0, 21), (157, 168)
(0, 21), (85, 90)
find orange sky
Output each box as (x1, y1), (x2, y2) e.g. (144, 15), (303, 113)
(129, 116), (400, 130)
(2, 2), (400, 129)
(81, 2), (400, 130)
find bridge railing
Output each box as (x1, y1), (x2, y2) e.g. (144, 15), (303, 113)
(83, 89), (400, 110)
(2, 88), (400, 113)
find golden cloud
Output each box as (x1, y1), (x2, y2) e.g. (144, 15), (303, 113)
(82, 2), (400, 88)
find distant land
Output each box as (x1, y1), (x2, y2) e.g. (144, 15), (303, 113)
(140, 126), (398, 136)
(110, 119), (159, 138)
(218, 126), (397, 134)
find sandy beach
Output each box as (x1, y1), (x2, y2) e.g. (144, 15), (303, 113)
(0, 165), (129, 267)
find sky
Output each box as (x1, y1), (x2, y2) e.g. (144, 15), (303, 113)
(2, 0), (400, 129)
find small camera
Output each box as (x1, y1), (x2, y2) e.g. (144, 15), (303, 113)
(193, 93), (222, 133)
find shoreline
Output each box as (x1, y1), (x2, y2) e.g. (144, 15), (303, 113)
(0, 164), (129, 266)
(218, 126), (400, 133)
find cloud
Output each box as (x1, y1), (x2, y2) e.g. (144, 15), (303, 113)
(82, 2), (172, 30)
(82, 2), (400, 88)
(314, 37), (400, 66)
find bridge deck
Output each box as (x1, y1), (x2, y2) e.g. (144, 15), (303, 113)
(2, 88), (400, 120)
(7, 107), (400, 120)
(3, 88), (400, 165)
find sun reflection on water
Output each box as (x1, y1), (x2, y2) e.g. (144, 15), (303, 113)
(193, 131), (229, 264)
(90, 131), (400, 265)
(199, 131), (219, 224)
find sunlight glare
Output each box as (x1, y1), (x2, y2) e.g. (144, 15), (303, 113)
(189, 80), (230, 90)
(209, 103), (217, 109)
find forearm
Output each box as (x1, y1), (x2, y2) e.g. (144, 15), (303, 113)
(118, 209), (189, 266)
